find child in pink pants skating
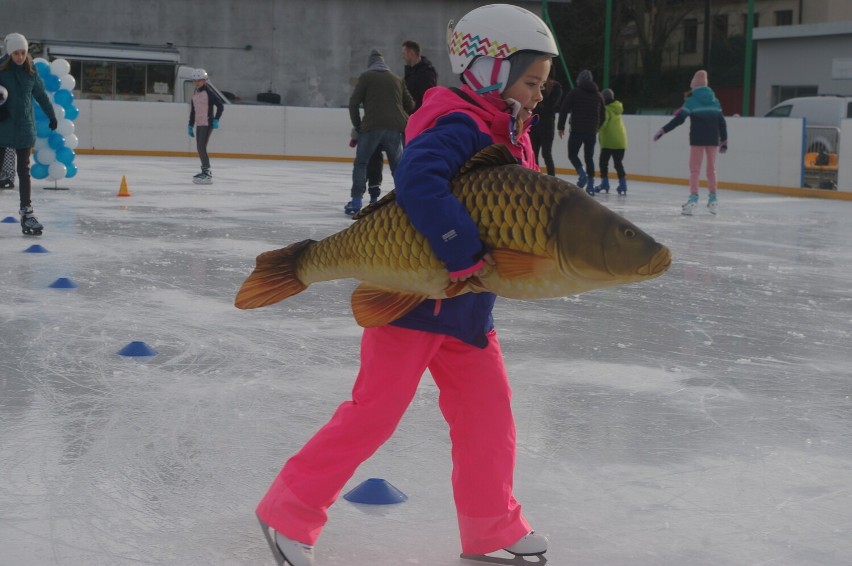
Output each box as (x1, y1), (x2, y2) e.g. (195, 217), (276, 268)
(255, 5), (559, 565)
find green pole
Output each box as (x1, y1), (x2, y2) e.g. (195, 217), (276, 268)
(603, 0), (613, 89)
(742, 0), (755, 116)
(541, 0), (574, 88)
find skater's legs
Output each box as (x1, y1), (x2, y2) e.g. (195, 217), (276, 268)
(256, 326), (441, 545)
(566, 131), (584, 173)
(611, 149), (626, 179)
(195, 126), (212, 170)
(429, 330), (531, 555)
(379, 130), (404, 175)
(598, 148), (612, 180)
(581, 132), (596, 181)
(688, 145), (705, 195)
(15, 148), (31, 209)
(350, 131), (383, 199)
(540, 133), (556, 176)
(366, 149), (383, 188)
(704, 146), (719, 193)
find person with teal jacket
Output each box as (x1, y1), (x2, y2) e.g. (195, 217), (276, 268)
(653, 70), (728, 215)
(595, 88), (628, 195)
(0, 33), (58, 235)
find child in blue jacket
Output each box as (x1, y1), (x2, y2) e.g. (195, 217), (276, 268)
(256, 5), (558, 566)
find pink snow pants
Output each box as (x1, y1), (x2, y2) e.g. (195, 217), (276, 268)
(689, 145), (719, 194)
(256, 325), (531, 555)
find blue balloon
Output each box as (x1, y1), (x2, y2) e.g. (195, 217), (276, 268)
(64, 104), (80, 121)
(56, 147), (75, 165)
(34, 61), (50, 78)
(31, 163), (49, 180)
(65, 162), (78, 178)
(48, 132), (65, 151)
(36, 120), (52, 138)
(34, 104), (47, 120)
(44, 74), (61, 93)
(54, 89), (74, 107)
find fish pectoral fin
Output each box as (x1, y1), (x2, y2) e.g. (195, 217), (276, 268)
(444, 280), (469, 298)
(351, 284), (428, 327)
(234, 240), (313, 309)
(491, 248), (553, 279)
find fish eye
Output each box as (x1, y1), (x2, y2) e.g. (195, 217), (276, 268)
(623, 227), (636, 238)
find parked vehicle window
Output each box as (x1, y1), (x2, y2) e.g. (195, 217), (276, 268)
(765, 104), (792, 118)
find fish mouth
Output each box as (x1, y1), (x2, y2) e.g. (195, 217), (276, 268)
(637, 245), (672, 277)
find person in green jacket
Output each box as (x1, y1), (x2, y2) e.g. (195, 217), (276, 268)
(594, 88), (628, 195)
(0, 33), (58, 235)
(345, 48), (414, 216)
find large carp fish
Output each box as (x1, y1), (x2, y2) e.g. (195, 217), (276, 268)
(235, 144), (671, 326)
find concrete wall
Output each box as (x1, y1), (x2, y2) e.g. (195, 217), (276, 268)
(5, 0), (523, 108)
(71, 99), (832, 193)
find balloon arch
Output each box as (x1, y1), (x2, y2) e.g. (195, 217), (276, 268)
(32, 57), (79, 181)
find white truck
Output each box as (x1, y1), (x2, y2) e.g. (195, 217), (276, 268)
(29, 39), (231, 105)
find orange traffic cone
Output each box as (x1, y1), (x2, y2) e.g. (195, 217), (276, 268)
(117, 175), (131, 197)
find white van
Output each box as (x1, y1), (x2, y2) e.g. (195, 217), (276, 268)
(764, 96), (852, 152)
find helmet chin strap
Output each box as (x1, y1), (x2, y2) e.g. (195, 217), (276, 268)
(504, 97), (523, 145)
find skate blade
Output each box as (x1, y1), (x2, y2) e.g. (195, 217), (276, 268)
(256, 514), (288, 566)
(192, 179), (213, 185)
(461, 552), (547, 565)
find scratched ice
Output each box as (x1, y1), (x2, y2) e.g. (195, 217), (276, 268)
(1, 156), (850, 566)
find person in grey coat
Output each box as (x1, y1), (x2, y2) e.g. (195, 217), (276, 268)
(345, 48), (414, 216)
(0, 33), (58, 235)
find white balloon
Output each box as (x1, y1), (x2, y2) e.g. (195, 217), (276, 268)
(36, 147), (57, 165)
(64, 133), (79, 150)
(60, 74), (76, 91)
(34, 137), (48, 150)
(50, 58), (71, 77)
(48, 161), (67, 180)
(52, 103), (66, 121)
(57, 118), (75, 137)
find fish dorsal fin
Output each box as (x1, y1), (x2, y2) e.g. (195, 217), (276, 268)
(351, 283), (428, 327)
(352, 190), (397, 220)
(455, 144), (518, 177)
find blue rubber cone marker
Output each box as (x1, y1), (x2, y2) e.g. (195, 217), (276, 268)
(24, 244), (49, 253)
(343, 478), (408, 505)
(117, 341), (158, 357)
(49, 277), (78, 289)
(2, 216), (16, 223)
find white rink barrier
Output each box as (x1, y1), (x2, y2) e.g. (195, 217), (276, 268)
(71, 99), (849, 193)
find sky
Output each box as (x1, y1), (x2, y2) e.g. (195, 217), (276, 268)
(1, 155), (851, 566)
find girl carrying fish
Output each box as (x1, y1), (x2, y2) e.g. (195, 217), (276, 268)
(255, 5), (558, 565)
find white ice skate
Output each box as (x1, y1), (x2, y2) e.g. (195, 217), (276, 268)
(707, 193), (718, 215)
(461, 531), (548, 564)
(681, 194), (698, 216)
(192, 168), (213, 185)
(257, 514), (315, 566)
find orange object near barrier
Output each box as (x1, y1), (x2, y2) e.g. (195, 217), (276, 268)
(117, 175), (131, 197)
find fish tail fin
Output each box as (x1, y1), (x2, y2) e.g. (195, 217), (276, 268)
(234, 240), (314, 309)
(351, 283), (428, 327)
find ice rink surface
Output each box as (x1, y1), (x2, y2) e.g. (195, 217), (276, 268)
(1, 155), (851, 566)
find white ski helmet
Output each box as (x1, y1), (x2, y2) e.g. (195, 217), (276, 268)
(447, 4), (559, 75)
(191, 68), (208, 81)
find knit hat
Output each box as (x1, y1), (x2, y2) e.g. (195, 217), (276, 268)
(577, 69), (593, 85)
(690, 70), (708, 89)
(602, 88), (614, 103)
(4, 33), (28, 55)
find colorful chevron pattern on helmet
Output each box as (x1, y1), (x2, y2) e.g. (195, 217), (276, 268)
(449, 31), (518, 61)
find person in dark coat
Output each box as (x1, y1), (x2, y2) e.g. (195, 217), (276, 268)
(529, 72), (562, 175)
(557, 69), (605, 194)
(401, 40), (438, 111)
(0, 51), (13, 189)
(0, 33), (58, 234)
